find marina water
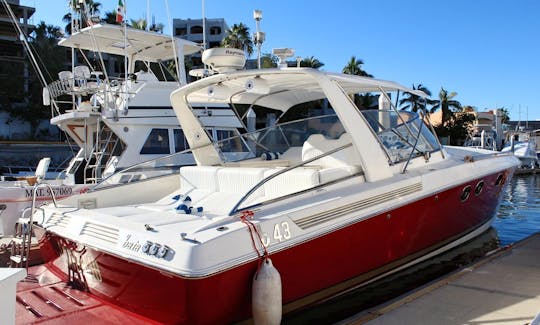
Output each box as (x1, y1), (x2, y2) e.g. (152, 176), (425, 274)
(285, 173), (540, 324)
(494, 173), (540, 245)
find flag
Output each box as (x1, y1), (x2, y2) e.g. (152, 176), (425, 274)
(116, 0), (125, 23)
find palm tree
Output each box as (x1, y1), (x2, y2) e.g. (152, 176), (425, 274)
(4, 21), (66, 139)
(261, 53), (278, 68)
(221, 23), (253, 57)
(130, 18), (147, 30)
(102, 11), (119, 25)
(342, 56), (373, 108)
(499, 107), (510, 123)
(400, 84), (435, 112)
(63, 0), (102, 35)
(342, 56), (373, 77)
(430, 87), (462, 126)
(300, 56), (324, 69)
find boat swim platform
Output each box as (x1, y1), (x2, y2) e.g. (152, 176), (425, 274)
(342, 231), (540, 325)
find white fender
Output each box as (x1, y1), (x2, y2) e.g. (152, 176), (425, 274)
(252, 258), (282, 325)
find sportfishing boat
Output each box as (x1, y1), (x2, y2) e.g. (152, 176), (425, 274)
(15, 48), (519, 324)
(501, 131), (538, 169)
(0, 24), (245, 238)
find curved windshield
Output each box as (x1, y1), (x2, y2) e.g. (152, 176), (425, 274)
(361, 110), (439, 163)
(94, 109), (439, 193)
(93, 114), (346, 190)
(218, 114), (344, 162)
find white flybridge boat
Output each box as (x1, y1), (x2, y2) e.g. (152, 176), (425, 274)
(15, 48), (519, 324)
(0, 25), (245, 238)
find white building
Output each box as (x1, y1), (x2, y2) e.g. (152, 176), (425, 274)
(173, 18), (229, 67)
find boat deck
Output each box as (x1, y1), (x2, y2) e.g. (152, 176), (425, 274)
(15, 265), (157, 324)
(345, 232), (540, 325)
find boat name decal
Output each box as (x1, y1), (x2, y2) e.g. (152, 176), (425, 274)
(122, 234), (142, 252)
(261, 221), (292, 247)
(25, 186), (73, 198)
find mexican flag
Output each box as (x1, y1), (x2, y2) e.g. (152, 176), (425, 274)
(116, 0), (125, 23)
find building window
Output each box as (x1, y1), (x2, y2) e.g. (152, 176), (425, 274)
(216, 129), (246, 152)
(209, 26), (221, 35)
(140, 128), (170, 154)
(175, 27), (187, 36)
(173, 129), (190, 152)
(209, 41), (221, 48)
(190, 25), (203, 34)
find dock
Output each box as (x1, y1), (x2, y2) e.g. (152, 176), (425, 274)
(515, 167), (540, 175)
(344, 232), (540, 325)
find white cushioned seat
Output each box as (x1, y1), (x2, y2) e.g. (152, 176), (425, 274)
(216, 167), (268, 196)
(302, 133), (361, 168)
(262, 168), (319, 200)
(195, 167), (269, 215)
(178, 166), (221, 202)
(301, 133), (362, 183)
(318, 165), (362, 183)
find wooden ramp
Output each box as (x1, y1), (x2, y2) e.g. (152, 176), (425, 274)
(345, 232), (540, 325)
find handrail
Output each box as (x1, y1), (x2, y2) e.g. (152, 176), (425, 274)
(23, 183), (59, 271)
(402, 113), (425, 174)
(228, 142), (354, 216)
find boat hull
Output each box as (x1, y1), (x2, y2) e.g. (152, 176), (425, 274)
(0, 182), (90, 237)
(26, 168), (513, 324)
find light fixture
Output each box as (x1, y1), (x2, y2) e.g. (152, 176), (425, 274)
(207, 83), (229, 100)
(245, 77), (269, 94)
(253, 9), (264, 69)
(157, 245), (169, 258)
(149, 243), (161, 255)
(253, 10), (262, 21)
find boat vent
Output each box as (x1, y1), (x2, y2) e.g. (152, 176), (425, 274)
(80, 222), (119, 244)
(294, 182), (423, 229)
(46, 213), (72, 229)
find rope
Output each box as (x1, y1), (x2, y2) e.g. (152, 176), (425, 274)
(239, 210), (268, 271)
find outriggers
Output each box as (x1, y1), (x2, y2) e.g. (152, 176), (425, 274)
(16, 49), (519, 324)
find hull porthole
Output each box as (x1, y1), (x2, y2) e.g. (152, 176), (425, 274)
(495, 174), (504, 186)
(460, 185), (472, 202)
(475, 180), (484, 196)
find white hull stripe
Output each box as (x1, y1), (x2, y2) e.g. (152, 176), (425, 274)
(294, 182), (423, 229)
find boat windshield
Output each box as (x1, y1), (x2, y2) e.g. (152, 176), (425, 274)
(361, 110), (440, 163)
(95, 108), (438, 196)
(205, 109), (439, 166)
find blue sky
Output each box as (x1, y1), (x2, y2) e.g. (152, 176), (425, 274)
(23, 0), (540, 121)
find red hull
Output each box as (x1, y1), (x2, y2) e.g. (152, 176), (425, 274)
(19, 169), (511, 324)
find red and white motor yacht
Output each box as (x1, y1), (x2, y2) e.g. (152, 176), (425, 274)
(15, 48), (519, 324)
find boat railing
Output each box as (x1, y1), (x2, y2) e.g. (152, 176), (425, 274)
(229, 142), (361, 215)
(47, 72), (106, 100)
(10, 182), (58, 273)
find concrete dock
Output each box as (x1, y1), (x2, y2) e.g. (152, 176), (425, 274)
(344, 232), (540, 325)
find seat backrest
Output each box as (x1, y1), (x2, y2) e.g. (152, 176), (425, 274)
(73, 65), (91, 79)
(35, 157), (51, 180)
(179, 166), (220, 192)
(217, 167), (267, 197)
(58, 71), (73, 80)
(301, 133), (361, 168)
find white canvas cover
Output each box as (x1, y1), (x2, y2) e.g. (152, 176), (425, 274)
(59, 23), (201, 62)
